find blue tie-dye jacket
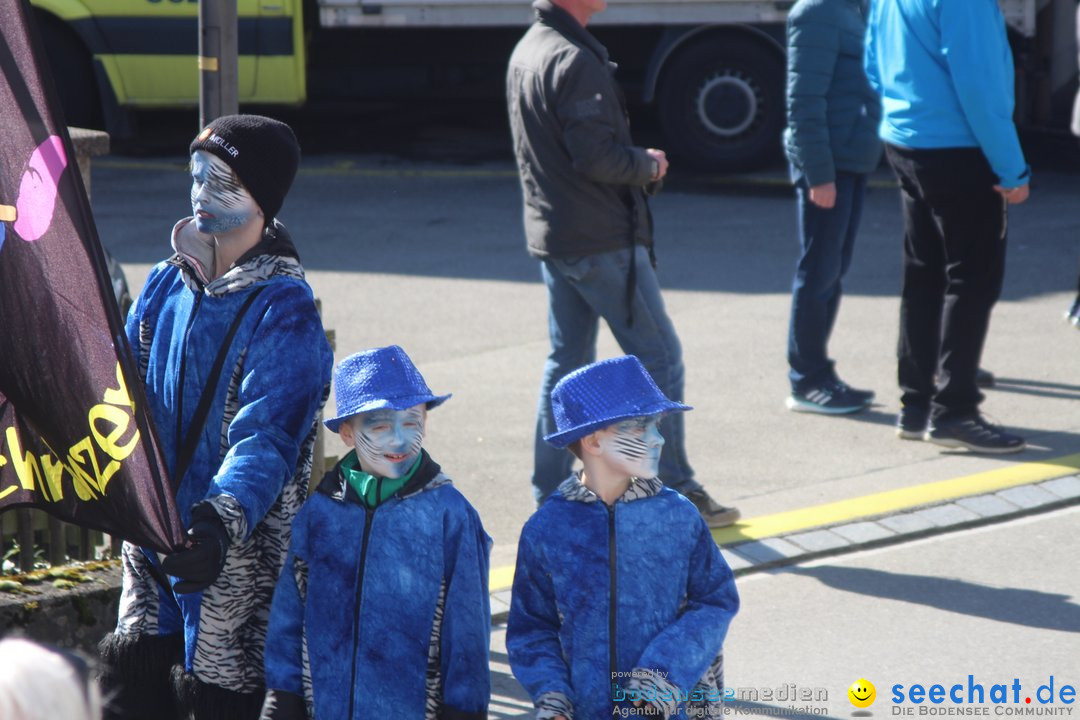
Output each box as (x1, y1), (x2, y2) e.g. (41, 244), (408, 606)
(119, 218), (333, 691)
(507, 475), (739, 720)
(261, 450), (492, 720)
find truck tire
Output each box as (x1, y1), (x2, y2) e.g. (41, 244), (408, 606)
(35, 14), (104, 130)
(656, 34), (784, 172)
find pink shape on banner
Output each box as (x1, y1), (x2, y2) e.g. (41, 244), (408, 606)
(13, 135), (67, 241)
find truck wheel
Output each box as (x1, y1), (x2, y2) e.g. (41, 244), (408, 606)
(657, 34), (784, 172)
(35, 14), (104, 130)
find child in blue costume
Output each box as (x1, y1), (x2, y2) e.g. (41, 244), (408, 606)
(508, 355), (740, 720)
(98, 114), (333, 720)
(260, 345), (492, 720)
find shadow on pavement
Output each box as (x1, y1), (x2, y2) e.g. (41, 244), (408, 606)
(989, 377), (1080, 403)
(788, 566), (1080, 633)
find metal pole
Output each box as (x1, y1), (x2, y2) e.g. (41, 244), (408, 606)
(198, 0), (239, 128)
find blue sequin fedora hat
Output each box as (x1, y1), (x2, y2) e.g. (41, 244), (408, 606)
(543, 355), (691, 449)
(324, 345), (451, 432)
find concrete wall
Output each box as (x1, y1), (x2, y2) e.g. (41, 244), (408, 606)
(0, 564), (121, 654)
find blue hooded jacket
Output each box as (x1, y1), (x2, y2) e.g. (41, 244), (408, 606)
(262, 450), (492, 720)
(507, 476), (739, 720)
(119, 217), (333, 692)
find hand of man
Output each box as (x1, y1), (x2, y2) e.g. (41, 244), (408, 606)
(646, 149), (669, 181)
(809, 182), (837, 209)
(161, 504), (231, 594)
(994, 183), (1029, 205)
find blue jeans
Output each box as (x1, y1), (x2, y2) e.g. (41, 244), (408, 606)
(533, 245), (699, 503)
(787, 172), (867, 392)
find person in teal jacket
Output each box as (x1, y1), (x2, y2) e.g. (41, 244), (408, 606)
(507, 355), (739, 720)
(783, 0), (883, 414)
(260, 345), (491, 720)
(865, 0), (1029, 453)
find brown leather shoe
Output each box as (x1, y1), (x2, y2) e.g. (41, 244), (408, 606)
(684, 489), (741, 529)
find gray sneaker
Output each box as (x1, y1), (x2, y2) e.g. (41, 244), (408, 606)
(684, 489), (741, 528)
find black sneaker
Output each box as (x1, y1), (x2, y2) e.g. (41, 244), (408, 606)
(684, 489), (741, 529)
(786, 380), (871, 415)
(832, 379), (875, 404)
(925, 415), (1025, 454)
(896, 405), (928, 440)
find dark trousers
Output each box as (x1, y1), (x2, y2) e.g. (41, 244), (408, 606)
(884, 144), (1007, 423)
(787, 172), (867, 392)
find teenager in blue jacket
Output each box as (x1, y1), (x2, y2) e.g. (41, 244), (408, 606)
(865, 0), (1029, 452)
(783, 0), (882, 415)
(98, 115), (333, 720)
(507, 356), (739, 720)
(260, 345), (491, 720)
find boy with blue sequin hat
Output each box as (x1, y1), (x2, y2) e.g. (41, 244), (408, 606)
(508, 355), (740, 720)
(260, 345), (491, 720)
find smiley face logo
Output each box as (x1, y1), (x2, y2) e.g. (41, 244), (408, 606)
(848, 678), (876, 708)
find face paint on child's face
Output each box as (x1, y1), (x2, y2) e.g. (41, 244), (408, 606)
(597, 416), (664, 480)
(189, 151), (259, 235)
(352, 405), (426, 479)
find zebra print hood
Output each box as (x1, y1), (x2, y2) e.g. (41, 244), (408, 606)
(555, 472), (664, 504)
(169, 216), (305, 296)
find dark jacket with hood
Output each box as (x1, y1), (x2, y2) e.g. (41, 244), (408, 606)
(507, 0), (656, 259)
(783, 0), (883, 186)
(117, 217), (333, 693)
(507, 475), (739, 720)
(261, 450), (492, 720)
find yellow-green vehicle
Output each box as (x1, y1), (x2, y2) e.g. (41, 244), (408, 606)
(31, 0), (1079, 170)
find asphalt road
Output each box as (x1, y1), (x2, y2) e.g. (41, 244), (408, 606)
(91, 134), (1080, 571)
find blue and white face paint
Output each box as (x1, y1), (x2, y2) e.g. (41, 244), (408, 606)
(189, 150), (259, 235)
(597, 415), (664, 480)
(351, 405), (426, 479)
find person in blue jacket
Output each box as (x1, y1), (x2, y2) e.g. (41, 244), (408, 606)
(98, 115), (334, 720)
(783, 0), (882, 415)
(865, 0), (1029, 453)
(507, 355), (739, 720)
(260, 345), (491, 720)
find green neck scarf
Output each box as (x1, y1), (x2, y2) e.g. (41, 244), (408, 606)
(341, 450), (422, 508)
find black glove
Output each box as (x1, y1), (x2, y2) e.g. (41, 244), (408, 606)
(161, 504), (230, 594)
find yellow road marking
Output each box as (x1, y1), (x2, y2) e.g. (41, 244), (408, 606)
(487, 453), (1080, 592)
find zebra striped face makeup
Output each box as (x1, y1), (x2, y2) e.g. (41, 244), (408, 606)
(189, 150), (259, 235)
(352, 405), (426, 480)
(598, 415), (664, 480)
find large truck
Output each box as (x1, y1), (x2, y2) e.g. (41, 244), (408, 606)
(30, 0), (1080, 170)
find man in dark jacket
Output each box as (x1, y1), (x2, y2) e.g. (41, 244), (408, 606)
(506, 0), (739, 527)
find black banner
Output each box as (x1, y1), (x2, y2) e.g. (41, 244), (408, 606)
(0, 0), (185, 553)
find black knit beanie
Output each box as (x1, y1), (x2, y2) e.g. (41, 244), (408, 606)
(189, 114), (300, 222)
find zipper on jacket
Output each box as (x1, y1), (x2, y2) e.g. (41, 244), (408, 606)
(174, 293), (203, 455)
(607, 503), (618, 700)
(347, 505), (376, 720)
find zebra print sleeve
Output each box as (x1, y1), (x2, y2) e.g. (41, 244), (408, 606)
(624, 669), (680, 719)
(535, 691), (574, 720)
